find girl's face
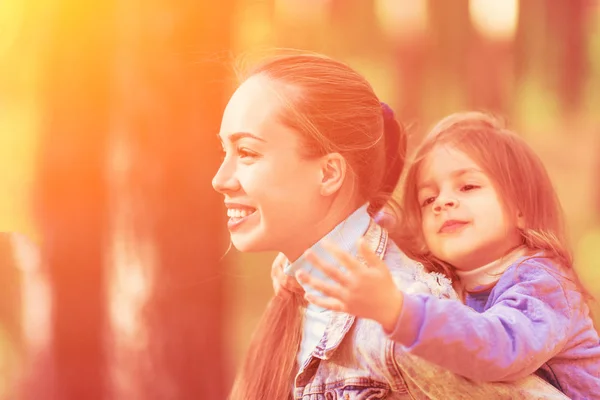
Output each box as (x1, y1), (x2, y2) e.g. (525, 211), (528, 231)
(416, 145), (523, 270)
(212, 75), (326, 259)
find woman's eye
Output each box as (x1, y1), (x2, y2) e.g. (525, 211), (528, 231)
(237, 147), (258, 159)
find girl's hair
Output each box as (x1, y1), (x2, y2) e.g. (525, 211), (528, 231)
(397, 111), (576, 283)
(229, 53), (406, 400)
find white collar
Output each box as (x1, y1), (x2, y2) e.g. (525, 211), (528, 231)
(455, 246), (529, 292)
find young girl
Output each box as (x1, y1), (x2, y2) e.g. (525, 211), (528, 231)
(294, 112), (600, 399)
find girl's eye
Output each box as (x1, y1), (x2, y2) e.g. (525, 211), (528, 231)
(421, 197), (435, 207)
(461, 184), (479, 191)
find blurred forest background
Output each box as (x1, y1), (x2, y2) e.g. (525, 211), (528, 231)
(0, 1), (599, 399)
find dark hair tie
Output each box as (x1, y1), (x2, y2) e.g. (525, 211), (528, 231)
(381, 102), (395, 121)
(368, 101), (405, 213)
(380, 102), (400, 164)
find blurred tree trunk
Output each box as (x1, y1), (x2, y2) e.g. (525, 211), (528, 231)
(546, 0), (588, 116)
(0, 234), (23, 399)
(32, 2), (115, 399)
(387, 0), (430, 135)
(0, 235), (22, 353)
(330, 0), (381, 56)
(514, 0), (546, 83)
(393, 38), (427, 141)
(595, 138), (600, 218)
(29, 1), (232, 399)
(113, 2), (232, 399)
(515, 0), (588, 119)
(427, 0), (471, 119)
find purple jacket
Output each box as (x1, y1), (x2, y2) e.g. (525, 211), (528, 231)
(392, 256), (600, 399)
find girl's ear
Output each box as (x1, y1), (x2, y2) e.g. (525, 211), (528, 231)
(516, 210), (525, 229)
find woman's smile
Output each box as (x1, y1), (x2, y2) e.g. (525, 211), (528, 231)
(225, 203), (258, 231)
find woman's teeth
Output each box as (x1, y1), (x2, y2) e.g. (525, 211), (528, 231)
(227, 208), (255, 219)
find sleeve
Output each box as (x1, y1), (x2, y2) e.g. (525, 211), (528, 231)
(389, 260), (573, 382)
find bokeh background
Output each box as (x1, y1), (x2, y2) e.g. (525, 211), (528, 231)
(1, 1), (599, 399)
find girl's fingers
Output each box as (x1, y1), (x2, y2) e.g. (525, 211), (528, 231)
(305, 294), (346, 313)
(296, 269), (346, 301)
(304, 249), (351, 286)
(374, 210), (397, 231)
(357, 238), (387, 271)
(320, 239), (365, 274)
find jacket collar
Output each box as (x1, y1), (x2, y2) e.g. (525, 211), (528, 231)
(308, 220), (388, 362)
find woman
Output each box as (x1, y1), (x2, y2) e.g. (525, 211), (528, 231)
(213, 52), (567, 399)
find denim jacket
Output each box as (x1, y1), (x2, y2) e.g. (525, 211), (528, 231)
(292, 221), (569, 399)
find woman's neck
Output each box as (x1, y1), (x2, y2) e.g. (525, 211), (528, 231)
(283, 201), (365, 262)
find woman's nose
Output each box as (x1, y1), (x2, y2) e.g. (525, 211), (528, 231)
(212, 159), (240, 194)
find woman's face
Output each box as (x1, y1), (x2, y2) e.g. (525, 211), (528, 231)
(212, 75), (325, 257)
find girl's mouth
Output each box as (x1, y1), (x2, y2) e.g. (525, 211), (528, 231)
(439, 220), (469, 234)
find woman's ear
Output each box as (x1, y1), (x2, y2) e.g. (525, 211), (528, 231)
(318, 153), (346, 197)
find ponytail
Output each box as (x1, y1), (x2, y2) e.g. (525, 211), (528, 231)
(368, 102), (407, 218)
(229, 293), (305, 400)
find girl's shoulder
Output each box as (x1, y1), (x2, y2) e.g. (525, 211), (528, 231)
(502, 255), (570, 286)
(496, 255), (582, 310)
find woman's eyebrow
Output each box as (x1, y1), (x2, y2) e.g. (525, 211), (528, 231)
(218, 132), (267, 144)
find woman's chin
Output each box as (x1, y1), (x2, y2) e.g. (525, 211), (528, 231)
(230, 234), (268, 253)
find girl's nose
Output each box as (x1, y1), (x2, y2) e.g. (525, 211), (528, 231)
(433, 197), (458, 213)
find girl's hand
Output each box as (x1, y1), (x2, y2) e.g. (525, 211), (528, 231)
(271, 252), (304, 298)
(295, 238), (404, 332)
(373, 208), (397, 231)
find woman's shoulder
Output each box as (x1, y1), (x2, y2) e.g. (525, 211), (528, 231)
(383, 241), (457, 300)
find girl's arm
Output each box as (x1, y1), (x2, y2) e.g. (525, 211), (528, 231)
(389, 260), (572, 381)
(297, 241), (572, 382)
